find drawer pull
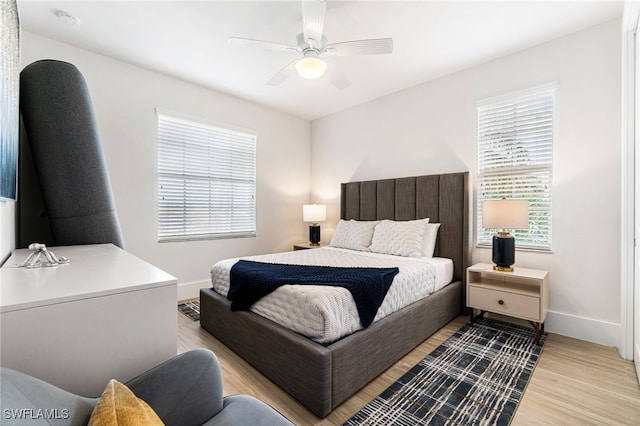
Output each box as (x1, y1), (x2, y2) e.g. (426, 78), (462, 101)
(498, 300), (504, 305)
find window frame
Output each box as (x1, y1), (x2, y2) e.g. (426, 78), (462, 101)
(476, 83), (556, 252)
(156, 109), (257, 242)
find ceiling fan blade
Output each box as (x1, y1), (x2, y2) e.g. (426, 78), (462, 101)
(302, 0), (326, 48)
(325, 38), (393, 56)
(228, 37), (298, 53)
(326, 67), (351, 90)
(267, 59), (298, 86)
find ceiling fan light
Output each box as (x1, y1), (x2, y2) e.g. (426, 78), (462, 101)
(295, 57), (327, 79)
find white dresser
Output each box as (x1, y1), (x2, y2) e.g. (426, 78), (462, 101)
(0, 244), (178, 396)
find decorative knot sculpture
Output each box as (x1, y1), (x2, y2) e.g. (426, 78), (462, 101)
(20, 243), (70, 268)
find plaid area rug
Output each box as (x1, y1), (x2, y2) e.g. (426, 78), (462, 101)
(178, 300), (200, 321)
(344, 319), (546, 426)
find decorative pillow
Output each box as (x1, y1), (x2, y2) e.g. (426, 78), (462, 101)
(88, 379), (163, 426)
(369, 218), (429, 257)
(422, 222), (441, 257)
(329, 219), (379, 251)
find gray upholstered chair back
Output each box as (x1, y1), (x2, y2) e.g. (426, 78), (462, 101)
(0, 349), (293, 426)
(19, 59), (124, 248)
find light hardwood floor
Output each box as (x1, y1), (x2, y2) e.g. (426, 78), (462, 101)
(177, 308), (640, 425)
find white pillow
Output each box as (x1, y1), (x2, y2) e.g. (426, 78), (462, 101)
(422, 223), (441, 257)
(329, 220), (379, 251)
(369, 218), (429, 257)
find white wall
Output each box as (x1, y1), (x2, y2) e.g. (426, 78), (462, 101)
(0, 201), (15, 264)
(20, 32), (311, 299)
(311, 20), (622, 347)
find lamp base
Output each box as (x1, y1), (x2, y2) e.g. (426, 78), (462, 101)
(309, 224), (321, 246)
(492, 232), (515, 272)
(493, 265), (514, 272)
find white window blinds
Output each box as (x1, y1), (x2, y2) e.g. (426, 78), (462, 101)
(477, 84), (555, 250)
(157, 111), (256, 241)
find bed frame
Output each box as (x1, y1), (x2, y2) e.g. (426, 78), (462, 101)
(200, 172), (469, 418)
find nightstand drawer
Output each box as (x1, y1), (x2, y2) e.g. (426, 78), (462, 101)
(468, 286), (540, 321)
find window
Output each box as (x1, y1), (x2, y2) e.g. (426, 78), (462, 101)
(157, 110), (256, 241)
(477, 84), (555, 250)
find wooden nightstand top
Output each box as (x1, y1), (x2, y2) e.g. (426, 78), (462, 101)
(468, 263), (548, 280)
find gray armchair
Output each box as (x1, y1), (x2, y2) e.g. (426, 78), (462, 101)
(19, 59), (125, 249)
(0, 349), (293, 426)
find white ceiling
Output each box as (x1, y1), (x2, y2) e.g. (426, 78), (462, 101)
(17, 1), (624, 121)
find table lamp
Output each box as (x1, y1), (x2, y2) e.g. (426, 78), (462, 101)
(303, 204), (326, 246)
(482, 198), (529, 272)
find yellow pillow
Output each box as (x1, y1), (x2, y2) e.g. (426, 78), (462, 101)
(88, 379), (164, 426)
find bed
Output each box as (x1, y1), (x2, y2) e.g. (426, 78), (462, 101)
(200, 172), (469, 418)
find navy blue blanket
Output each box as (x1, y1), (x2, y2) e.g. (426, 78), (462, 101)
(228, 260), (400, 328)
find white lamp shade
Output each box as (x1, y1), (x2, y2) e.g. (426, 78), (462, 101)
(303, 204), (326, 223)
(482, 199), (529, 230)
(295, 57), (327, 79)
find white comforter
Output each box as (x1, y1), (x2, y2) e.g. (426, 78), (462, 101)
(211, 247), (453, 344)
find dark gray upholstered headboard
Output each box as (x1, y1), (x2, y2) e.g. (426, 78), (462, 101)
(340, 172), (469, 286)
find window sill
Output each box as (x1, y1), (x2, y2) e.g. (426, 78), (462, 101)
(476, 243), (553, 254)
(159, 232), (256, 243)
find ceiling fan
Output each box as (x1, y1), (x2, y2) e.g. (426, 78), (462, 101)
(228, 0), (393, 89)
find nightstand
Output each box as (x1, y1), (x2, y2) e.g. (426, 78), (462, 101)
(293, 243), (325, 250)
(466, 263), (549, 343)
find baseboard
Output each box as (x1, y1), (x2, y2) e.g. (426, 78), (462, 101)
(486, 310), (619, 348)
(177, 279), (210, 302)
(544, 310), (619, 348)
(635, 343), (640, 380)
